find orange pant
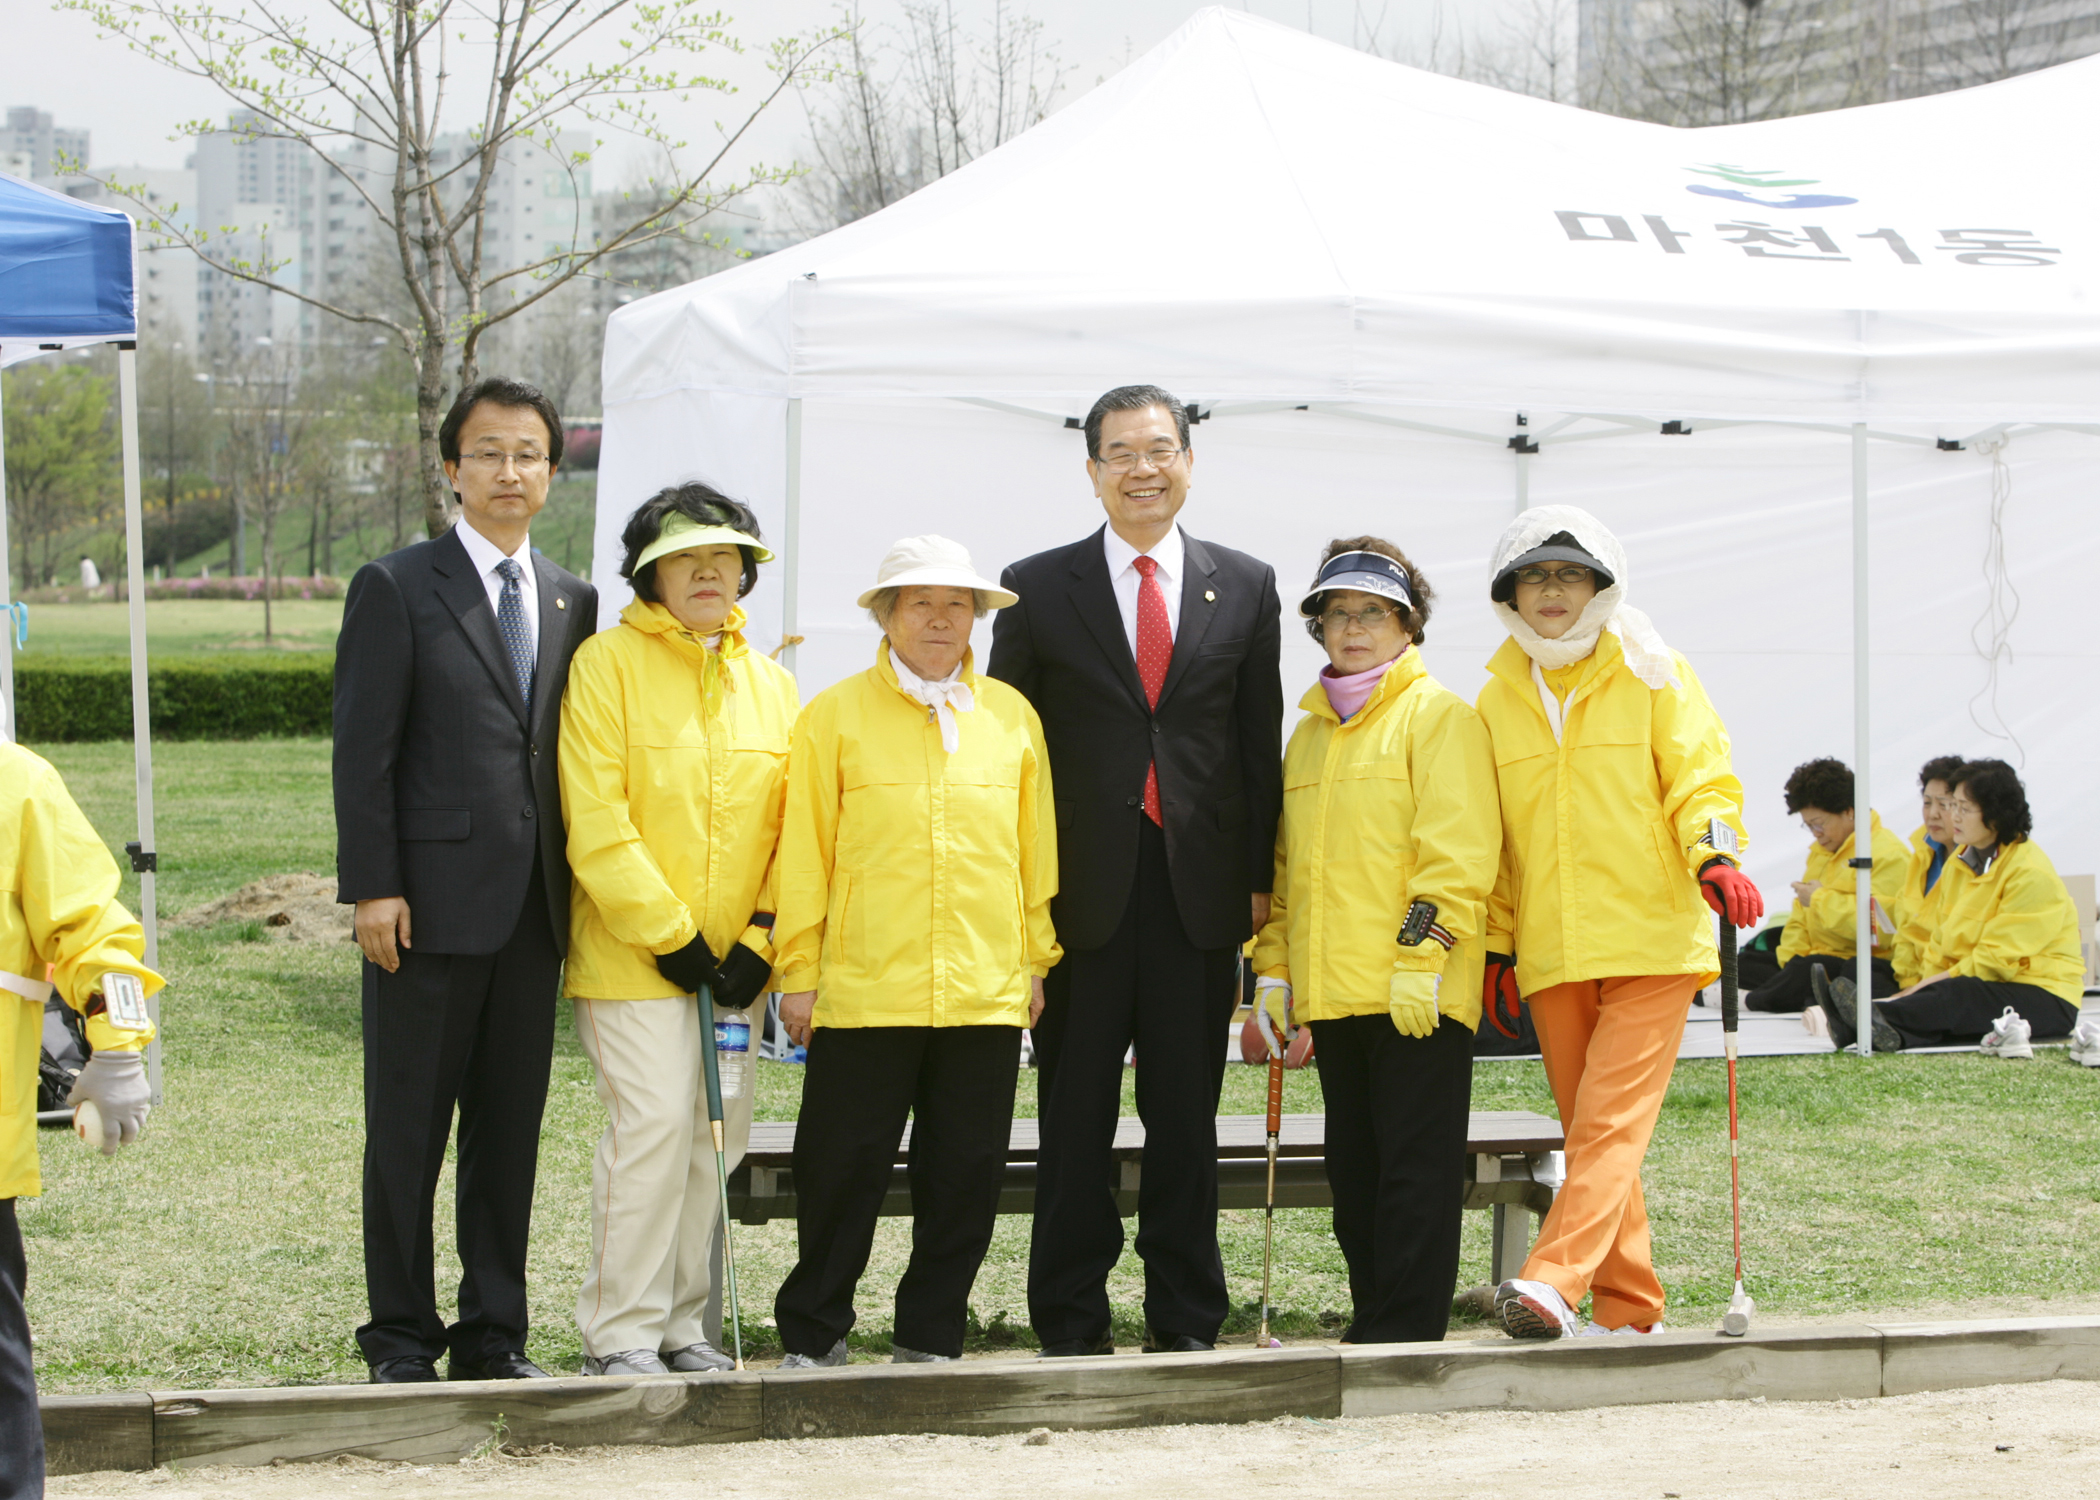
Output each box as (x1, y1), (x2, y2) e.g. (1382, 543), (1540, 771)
(1521, 973), (1700, 1329)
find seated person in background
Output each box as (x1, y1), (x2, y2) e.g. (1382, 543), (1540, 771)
(1901, 755), (1965, 918)
(1888, 755), (1967, 990)
(1820, 758), (2084, 1054)
(1744, 757), (1905, 1012)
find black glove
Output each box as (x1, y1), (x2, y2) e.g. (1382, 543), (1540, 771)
(714, 942), (773, 1011)
(655, 932), (720, 995)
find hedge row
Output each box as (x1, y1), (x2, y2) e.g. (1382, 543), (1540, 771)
(16, 656), (333, 741)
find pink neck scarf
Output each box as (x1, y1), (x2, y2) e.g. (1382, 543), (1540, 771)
(1321, 650), (1404, 722)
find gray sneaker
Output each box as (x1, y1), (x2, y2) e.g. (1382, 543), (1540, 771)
(583, 1349), (669, 1376)
(891, 1344), (956, 1363)
(663, 1340), (736, 1372)
(777, 1338), (849, 1371)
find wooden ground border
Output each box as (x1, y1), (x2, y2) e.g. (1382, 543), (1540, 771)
(41, 1314), (2100, 1474)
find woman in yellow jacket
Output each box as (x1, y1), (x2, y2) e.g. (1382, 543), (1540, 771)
(1819, 758), (2084, 1054)
(771, 536), (1058, 1369)
(1475, 507), (1762, 1341)
(1743, 757), (1907, 1012)
(0, 743), (164, 1493)
(1251, 539), (1499, 1345)
(559, 485), (798, 1377)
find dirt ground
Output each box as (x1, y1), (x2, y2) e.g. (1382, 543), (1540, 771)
(169, 873), (352, 944)
(49, 1378), (2098, 1500)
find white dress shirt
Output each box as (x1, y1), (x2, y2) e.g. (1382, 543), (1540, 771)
(1102, 523), (1183, 656)
(454, 518), (540, 655)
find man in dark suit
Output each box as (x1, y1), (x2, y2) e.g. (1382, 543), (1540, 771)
(990, 384), (1283, 1355)
(334, 377), (597, 1383)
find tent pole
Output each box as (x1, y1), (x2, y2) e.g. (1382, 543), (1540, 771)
(1851, 422), (1873, 1058)
(1515, 448), (1530, 516)
(782, 397), (803, 675)
(0, 377), (14, 742)
(116, 345), (162, 1101)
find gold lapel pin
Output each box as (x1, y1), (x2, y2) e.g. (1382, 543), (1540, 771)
(1205, 590), (1216, 602)
(556, 598), (567, 611)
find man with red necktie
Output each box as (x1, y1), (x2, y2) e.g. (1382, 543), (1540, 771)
(990, 385), (1283, 1355)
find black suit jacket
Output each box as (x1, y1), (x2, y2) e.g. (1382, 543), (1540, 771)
(989, 526), (1283, 952)
(333, 525), (597, 955)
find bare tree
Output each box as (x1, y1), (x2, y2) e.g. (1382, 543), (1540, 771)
(792, 0), (1066, 232)
(68, 0), (841, 539)
(1916, 0), (2087, 90)
(1589, 0), (1823, 125)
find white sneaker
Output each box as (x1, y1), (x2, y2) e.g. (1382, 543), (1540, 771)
(1495, 1278), (1582, 1340)
(891, 1344), (956, 1364)
(777, 1338), (850, 1370)
(1612, 1321), (1666, 1335)
(1802, 1006), (1831, 1040)
(2068, 1014), (2100, 1067)
(583, 1349), (668, 1376)
(1981, 1006), (2034, 1060)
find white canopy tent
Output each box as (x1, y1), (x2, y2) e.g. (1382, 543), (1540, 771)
(1, 171), (163, 1096)
(597, 8), (2100, 1048)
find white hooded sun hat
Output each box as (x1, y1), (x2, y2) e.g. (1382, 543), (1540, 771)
(856, 535), (1018, 609)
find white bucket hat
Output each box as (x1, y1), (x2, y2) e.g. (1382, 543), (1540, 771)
(856, 535), (1018, 609)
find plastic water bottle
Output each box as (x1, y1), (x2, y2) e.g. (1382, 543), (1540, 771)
(714, 1011), (752, 1100)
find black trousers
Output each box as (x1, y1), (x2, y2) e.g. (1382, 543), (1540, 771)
(357, 858), (561, 1367)
(774, 1024), (1022, 1358)
(1879, 977), (2079, 1049)
(1310, 1013), (1473, 1345)
(1028, 817), (1240, 1346)
(1746, 953), (1896, 1013)
(0, 1200), (39, 1500)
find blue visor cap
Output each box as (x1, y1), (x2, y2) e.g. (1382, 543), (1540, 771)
(1298, 550), (1414, 617)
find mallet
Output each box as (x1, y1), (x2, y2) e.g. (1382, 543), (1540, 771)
(1717, 921), (1754, 1338)
(1256, 1047), (1284, 1349)
(696, 981), (747, 1370)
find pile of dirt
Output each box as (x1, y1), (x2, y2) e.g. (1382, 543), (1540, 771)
(171, 873), (353, 943)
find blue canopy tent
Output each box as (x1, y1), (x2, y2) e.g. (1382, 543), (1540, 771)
(0, 171), (163, 1099)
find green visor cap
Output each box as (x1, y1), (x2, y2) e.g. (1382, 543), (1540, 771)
(634, 517), (776, 572)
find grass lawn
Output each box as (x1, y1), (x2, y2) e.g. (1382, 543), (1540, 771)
(18, 738), (2100, 1391)
(16, 599), (345, 658)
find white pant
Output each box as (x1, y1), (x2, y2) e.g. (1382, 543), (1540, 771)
(572, 996), (754, 1357)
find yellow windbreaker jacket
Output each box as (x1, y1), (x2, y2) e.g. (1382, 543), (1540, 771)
(1890, 852), (1969, 991)
(1916, 838), (2085, 1004)
(775, 642), (1059, 1028)
(1775, 811), (1909, 965)
(1895, 824), (1952, 932)
(559, 601), (799, 1000)
(1476, 633), (1749, 994)
(0, 744), (164, 1198)
(1253, 651), (1500, 1028)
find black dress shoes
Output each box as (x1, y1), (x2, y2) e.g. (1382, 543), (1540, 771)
(1141, 1333), (1214, 1353)
(449, 1351), (553, 1381)
(1036, 1330), (1115, 1358)
(368, 1355), (440, 1384)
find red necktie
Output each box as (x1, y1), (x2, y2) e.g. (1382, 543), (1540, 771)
(1133, 554), (1172, 826)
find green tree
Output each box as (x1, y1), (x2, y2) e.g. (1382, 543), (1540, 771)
(72, 0), (840, 539)
(1, 362), (117, 592)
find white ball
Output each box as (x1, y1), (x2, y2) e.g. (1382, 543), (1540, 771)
(73, 1099), (104, 1148)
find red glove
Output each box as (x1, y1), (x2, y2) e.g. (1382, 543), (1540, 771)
(1699, 861), (1764, 928)
(1483, 953), (1522, 1039)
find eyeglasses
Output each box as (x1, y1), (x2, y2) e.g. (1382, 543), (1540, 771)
(1320, 603), (1397, 632)
(462, 450), (550, 473)
(1512, 565), (1594, 587)
(1097, 446), (1185, 474)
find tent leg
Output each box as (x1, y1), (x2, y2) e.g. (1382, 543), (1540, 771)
(782, 397), (803, 675)
(1515, 447), (1531, 516)
(0, 379), (14, 743)
(117, 346), (162, 1102)
(1851, 422), (1873, 1059)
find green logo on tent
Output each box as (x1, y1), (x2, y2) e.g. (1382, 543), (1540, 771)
(1687, 162), (1857, 211)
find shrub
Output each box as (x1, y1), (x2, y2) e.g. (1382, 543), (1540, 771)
(15, 656), (334, 741)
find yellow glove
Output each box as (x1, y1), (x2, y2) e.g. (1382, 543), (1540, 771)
(1388, 969), (1442, 1039)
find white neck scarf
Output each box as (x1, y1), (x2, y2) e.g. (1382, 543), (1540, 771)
(1489, 505), (1681, 692)
(892, 651), (974, 754)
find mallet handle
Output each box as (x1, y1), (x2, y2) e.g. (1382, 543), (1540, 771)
(1719, 918), (1740, 1036)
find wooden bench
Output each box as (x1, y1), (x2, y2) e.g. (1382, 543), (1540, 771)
(726, 1109), (1562, 1283)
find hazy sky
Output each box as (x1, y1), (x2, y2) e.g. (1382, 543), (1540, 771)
(3, 0), (1529, 179)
